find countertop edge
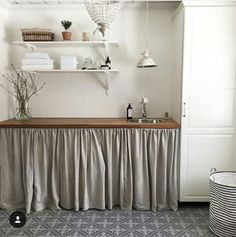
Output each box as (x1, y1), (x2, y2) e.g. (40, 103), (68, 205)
(0, 118), (181, 129)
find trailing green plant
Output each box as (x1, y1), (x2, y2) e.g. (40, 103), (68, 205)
(61, 20), (72, 31)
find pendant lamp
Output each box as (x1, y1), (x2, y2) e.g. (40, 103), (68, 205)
(137, 0), (157, 68)
(84, 0), (120, 39)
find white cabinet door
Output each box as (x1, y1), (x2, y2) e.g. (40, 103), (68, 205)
(180, 6), (236, 201)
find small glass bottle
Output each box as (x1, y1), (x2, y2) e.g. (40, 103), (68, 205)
(164, 112), (169, 120)
(83, 57), (93, 69)
(105, 56), (111, 69)
(127, 103), (133, 120)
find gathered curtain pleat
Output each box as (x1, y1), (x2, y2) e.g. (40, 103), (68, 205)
(0, 128), (179, 214)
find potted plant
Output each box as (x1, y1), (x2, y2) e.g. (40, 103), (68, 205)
(61, 20), (72, 40)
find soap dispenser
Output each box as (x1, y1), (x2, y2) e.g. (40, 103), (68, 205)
(127, 104), (133, 120)
(105, 56), (111, 69)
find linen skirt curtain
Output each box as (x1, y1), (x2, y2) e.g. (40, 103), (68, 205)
(0, 128), (179, 214)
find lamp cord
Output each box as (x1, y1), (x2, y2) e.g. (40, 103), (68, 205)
(145, 0), (149, 50)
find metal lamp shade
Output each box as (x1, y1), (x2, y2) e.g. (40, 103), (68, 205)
(137, 49), (157, 68)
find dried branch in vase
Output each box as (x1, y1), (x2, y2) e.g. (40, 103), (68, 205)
(0, 66), (46, 120)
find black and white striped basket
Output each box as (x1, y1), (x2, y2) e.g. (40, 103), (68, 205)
(209, 168), (236, 237)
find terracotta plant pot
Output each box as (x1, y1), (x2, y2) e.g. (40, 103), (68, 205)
(62, 31), (72, 40)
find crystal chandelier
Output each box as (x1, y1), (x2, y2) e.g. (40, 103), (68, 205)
(84, 0), (120, 39)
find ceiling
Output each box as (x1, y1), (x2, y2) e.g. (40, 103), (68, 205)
(6, 0), (83, 4)
(1, 0), (181, 10)
(4, 0), (181, 5)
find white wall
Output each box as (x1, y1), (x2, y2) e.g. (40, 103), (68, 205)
(172, 5), (184, 123)
(8, 2), (180, 118)
(0, 4), (12, 121)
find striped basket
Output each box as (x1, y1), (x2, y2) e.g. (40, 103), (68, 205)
(22, 31), (54, 41)
(21, 28), (54, 41)
(209, 168), (236, 237)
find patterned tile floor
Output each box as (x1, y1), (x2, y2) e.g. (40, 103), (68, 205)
(0, 203), (216, 237)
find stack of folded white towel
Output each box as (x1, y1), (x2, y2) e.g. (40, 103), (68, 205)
(21, 52), (54, 71)
(60, 56), (78, 70)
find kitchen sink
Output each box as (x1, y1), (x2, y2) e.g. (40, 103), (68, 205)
(129, 118), (164, 124)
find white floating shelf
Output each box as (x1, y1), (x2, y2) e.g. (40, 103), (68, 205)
(14, 40), (119, 95)
(13, 41), (119, 47)
(24, 69), (119, 95)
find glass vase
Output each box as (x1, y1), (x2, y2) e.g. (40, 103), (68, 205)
(15, 99), (31, 120)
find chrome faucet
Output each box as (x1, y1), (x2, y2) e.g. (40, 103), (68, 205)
(139, 96), (149, 118)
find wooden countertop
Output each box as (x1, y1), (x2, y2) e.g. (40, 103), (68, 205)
(0, 118), (180, 129)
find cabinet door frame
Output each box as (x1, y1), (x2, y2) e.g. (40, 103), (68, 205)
(179, 5), (236, 202)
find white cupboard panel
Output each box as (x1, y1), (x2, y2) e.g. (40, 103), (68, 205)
(191, 45), (235, 88)
(180, 6), (236, 202)
(188, 89), (235, 128)
(185, 134), (236, 197)
(189, 8), (236, 87)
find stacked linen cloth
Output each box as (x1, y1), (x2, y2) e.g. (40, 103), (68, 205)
(21, 52), (54, 71)
(60, 56), (78, 70)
